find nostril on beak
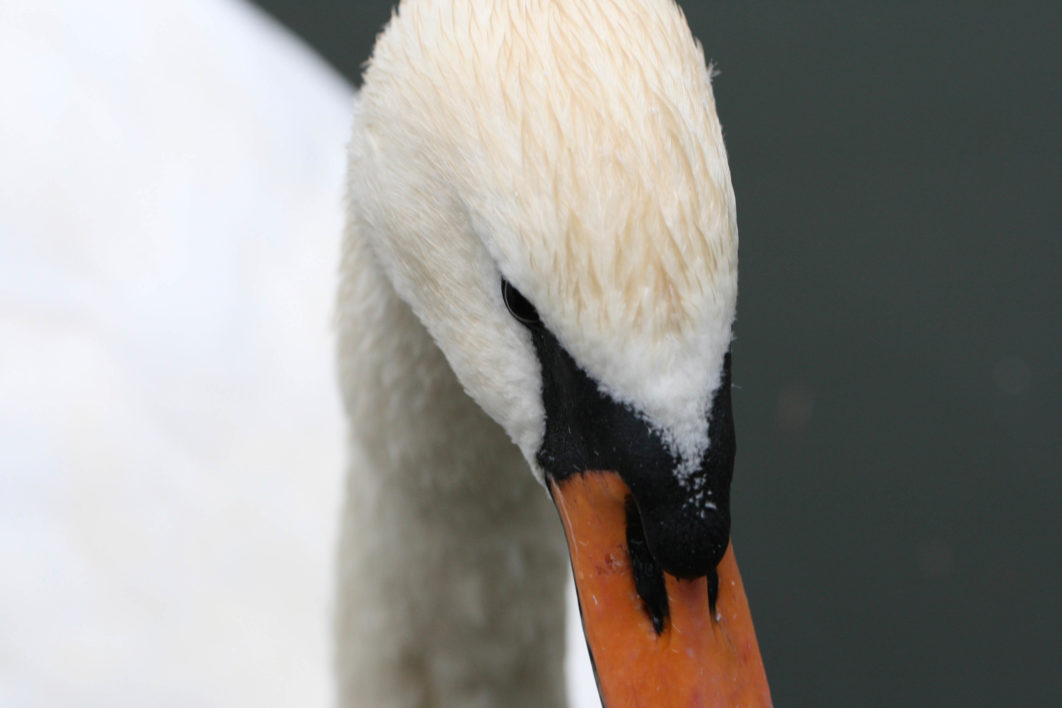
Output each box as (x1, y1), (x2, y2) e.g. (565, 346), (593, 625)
(624, 495), (669, 634)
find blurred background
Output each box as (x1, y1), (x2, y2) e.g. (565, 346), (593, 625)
(3, 0), (1058, 706)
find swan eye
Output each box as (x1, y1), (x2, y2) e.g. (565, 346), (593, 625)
(501, 279), (542, 327)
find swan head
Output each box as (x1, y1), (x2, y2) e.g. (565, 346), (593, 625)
(349, 0), (769, 703)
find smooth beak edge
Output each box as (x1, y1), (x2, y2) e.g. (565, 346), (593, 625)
(550, 470), (772, 707)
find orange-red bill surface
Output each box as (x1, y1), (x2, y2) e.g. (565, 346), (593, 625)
(550, 471), (772, 708)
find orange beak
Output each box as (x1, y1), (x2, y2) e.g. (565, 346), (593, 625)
(551, 470), (772, 707)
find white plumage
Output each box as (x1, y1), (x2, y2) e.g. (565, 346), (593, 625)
(1, 1), (349, 704)
(337, 0), (739, 705)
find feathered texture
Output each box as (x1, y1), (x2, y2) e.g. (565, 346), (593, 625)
(363, 0), (734, 329)
(352, 0), (738, 469)
(335, 214), (567, 706)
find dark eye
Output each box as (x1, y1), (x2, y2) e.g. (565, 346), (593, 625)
(501, 279), (542, 326)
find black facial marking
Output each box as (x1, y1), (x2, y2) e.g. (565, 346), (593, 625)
(507, 280), (737, 581)
(625, 495), (669, 634)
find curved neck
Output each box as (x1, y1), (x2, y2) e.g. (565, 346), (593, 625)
(334, 231), (568, 707)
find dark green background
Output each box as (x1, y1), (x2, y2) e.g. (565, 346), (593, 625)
(250, 0), (1061, 703)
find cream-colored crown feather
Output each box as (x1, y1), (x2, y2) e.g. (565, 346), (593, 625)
(348, 0), (738, 475)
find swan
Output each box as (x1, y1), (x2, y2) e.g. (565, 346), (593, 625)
(335, 1), (771, 705)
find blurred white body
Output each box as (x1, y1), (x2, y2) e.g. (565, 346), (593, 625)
(0, 0), (349, 705)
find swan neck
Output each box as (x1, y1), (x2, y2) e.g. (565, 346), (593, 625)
(334, 234), (568, 706)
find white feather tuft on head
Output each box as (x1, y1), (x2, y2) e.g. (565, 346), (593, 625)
(349, 0), (738, 478)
